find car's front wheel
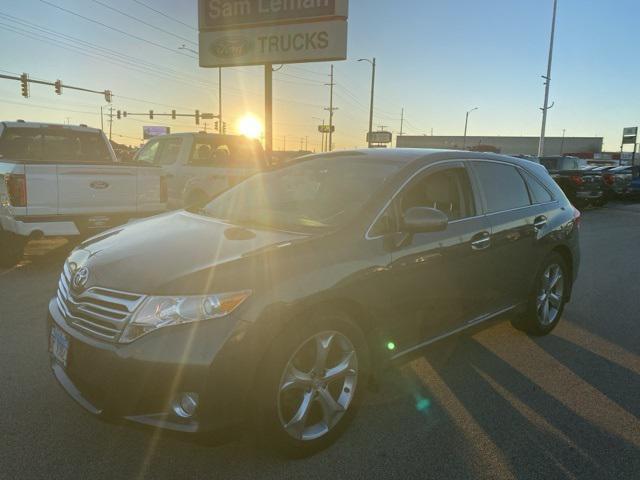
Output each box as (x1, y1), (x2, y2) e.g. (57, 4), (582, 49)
(513, 252), (569, 336)
(254, 310), (369, 457)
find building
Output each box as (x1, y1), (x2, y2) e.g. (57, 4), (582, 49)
(396, 135), (603, 156)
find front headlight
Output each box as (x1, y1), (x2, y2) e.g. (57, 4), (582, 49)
(120, 290), (251, 343)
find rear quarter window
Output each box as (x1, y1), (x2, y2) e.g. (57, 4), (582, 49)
(473, 161), (532, 214)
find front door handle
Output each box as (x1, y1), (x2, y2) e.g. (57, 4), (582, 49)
(471, 232), (491, 251)
(533, 215), (548, 230)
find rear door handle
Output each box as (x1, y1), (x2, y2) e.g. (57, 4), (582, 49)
(471, 232), (491, 251)
(533, 215), (548, 230)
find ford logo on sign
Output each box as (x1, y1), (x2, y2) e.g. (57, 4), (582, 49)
(90, 181), (109, 190)
(211, 37), (253, 58)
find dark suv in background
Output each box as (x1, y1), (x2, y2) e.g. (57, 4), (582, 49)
(540, 156), (605, 207)
(48, 149), (580, 457)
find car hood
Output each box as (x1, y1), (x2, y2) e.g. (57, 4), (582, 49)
(70, 211), (307, 294)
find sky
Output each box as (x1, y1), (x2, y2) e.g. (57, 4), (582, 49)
(0, 0), (638, 152)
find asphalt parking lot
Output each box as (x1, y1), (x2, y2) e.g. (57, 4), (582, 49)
(1, 203), (639, 480)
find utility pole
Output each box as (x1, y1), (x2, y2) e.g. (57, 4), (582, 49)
(399, 108), (404, 137)
(218, 67), (222, 132)
(359, 58), (376, 148)
(560, 128), (566, 155)
(463, 107), (479, 149)
(100, 106), (104, 132)
(108, 106), (114, 141)
(325, 65), (336, 152)
(265, 64), (273, 158)
(283, 136), (286, 152)
(538, 0), (559, 158)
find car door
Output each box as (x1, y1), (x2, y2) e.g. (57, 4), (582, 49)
(469, 160), (539, 308)
(385, 162), (495, 352)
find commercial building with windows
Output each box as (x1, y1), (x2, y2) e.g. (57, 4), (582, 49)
(397, 135), (603, 156)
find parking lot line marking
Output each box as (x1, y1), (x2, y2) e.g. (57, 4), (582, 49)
(553, 321), (640, 376)
(474, 324), (640, 449)
(410, 357), (516, 480)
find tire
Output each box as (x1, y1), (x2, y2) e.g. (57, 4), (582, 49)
(0, 230), (26, 268)
(512, 252), (569, 336)
(253, 310), (370, 458)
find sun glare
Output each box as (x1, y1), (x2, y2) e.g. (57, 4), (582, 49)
(238, 115), (262, 139)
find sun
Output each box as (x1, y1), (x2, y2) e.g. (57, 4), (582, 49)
(238, 115), (262, 139)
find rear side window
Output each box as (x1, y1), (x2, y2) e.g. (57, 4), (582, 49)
(522, 170), (553, 204)
(473, 162), (531, 214)
(156, 138), (182, 165)
(0, 128), (111, 162)
(190, 137), (264, 168)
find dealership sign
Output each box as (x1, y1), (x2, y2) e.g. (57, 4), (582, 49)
(199, 0), (349, 30)
(622, 127), (638, 145)
(198, 0), (348, 67)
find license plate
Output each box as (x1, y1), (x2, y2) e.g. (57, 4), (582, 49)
(50, 325), (69, 368)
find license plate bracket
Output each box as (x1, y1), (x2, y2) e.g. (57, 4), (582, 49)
(50, 325), (69, 368)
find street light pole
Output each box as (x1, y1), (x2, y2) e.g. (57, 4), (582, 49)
(359, 58), (376, 148)
(463, 107), (478, 149)
(538, 0), (559, 158)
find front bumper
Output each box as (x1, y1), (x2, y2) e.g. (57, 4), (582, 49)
(48, 298), (252, 433)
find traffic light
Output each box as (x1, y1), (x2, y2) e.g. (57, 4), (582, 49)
(104, 90), (112, 103)
(149, 110), (154, 120)
(215, 121), (219, 131)
(20, 73), (29, 98)
(222, 122), (227, 134)
(117, 110), (121, 120)
(54, 80), (62, 95)
(195, 110), (200, 125)
(123, 111), (127, 118)
(171, 110), (176, 120)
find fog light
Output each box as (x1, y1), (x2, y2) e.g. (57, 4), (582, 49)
(172, 392), (199, 419)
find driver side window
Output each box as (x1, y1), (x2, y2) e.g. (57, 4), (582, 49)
(400, 167), (475, 222)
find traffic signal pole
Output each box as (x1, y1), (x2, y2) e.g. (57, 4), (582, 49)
(265, 64), (273, 158)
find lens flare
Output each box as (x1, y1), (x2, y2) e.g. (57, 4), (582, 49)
(238, 114), (262, 139)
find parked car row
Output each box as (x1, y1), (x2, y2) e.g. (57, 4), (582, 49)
(0, 121), (267, 266)
(513, 154), (638, 207)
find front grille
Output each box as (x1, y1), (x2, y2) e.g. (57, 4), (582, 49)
(56, 264), (146, 341)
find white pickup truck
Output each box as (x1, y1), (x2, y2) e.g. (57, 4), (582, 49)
(133, 132), (267, 209)
(0, 121), (166, 266)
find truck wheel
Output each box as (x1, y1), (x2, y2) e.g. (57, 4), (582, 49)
(253, 310), (370, 458)
(512, 252), (569, 336)
(0, 231), (26, 267)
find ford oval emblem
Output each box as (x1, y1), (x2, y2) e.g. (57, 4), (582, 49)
(90, 181), (109, 190)
(211, 37), (253, 59)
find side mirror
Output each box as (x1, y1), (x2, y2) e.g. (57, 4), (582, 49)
(401, 207), (448, 233)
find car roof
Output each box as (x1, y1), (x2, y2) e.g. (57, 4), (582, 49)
(299, 148), (542, 170)
(1, 121), (102, 133)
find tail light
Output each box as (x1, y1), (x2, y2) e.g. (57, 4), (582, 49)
(160, 176), (168, 203)
(569, 175), (584, 186)
(572, 206), (582, 229)
(6, 174), (27, 207)
(603, 173), (614, 186)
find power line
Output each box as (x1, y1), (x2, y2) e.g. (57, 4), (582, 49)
(38, 0), (196, 59)
(131, 0), (196, 31)
(89, 0), (197, 46)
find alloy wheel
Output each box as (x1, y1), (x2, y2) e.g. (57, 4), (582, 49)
(537, 263), (564, 326)
(277, 331), (358, 442)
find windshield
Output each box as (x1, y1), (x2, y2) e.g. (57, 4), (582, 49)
(200, 155), (404, 232)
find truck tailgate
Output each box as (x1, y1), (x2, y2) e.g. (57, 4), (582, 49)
(57, 164), (137, 215)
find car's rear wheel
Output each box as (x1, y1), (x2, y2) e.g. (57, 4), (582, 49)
(513, 252), (568, 336)
(254, 310), (369, 457)
(0, 230), (26, 267)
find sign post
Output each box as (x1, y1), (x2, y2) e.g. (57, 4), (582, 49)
(198, 0), (349, 159)
(621, 127), (638, 170)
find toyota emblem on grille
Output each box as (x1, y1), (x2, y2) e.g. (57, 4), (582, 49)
(72, 267), (90, 291)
